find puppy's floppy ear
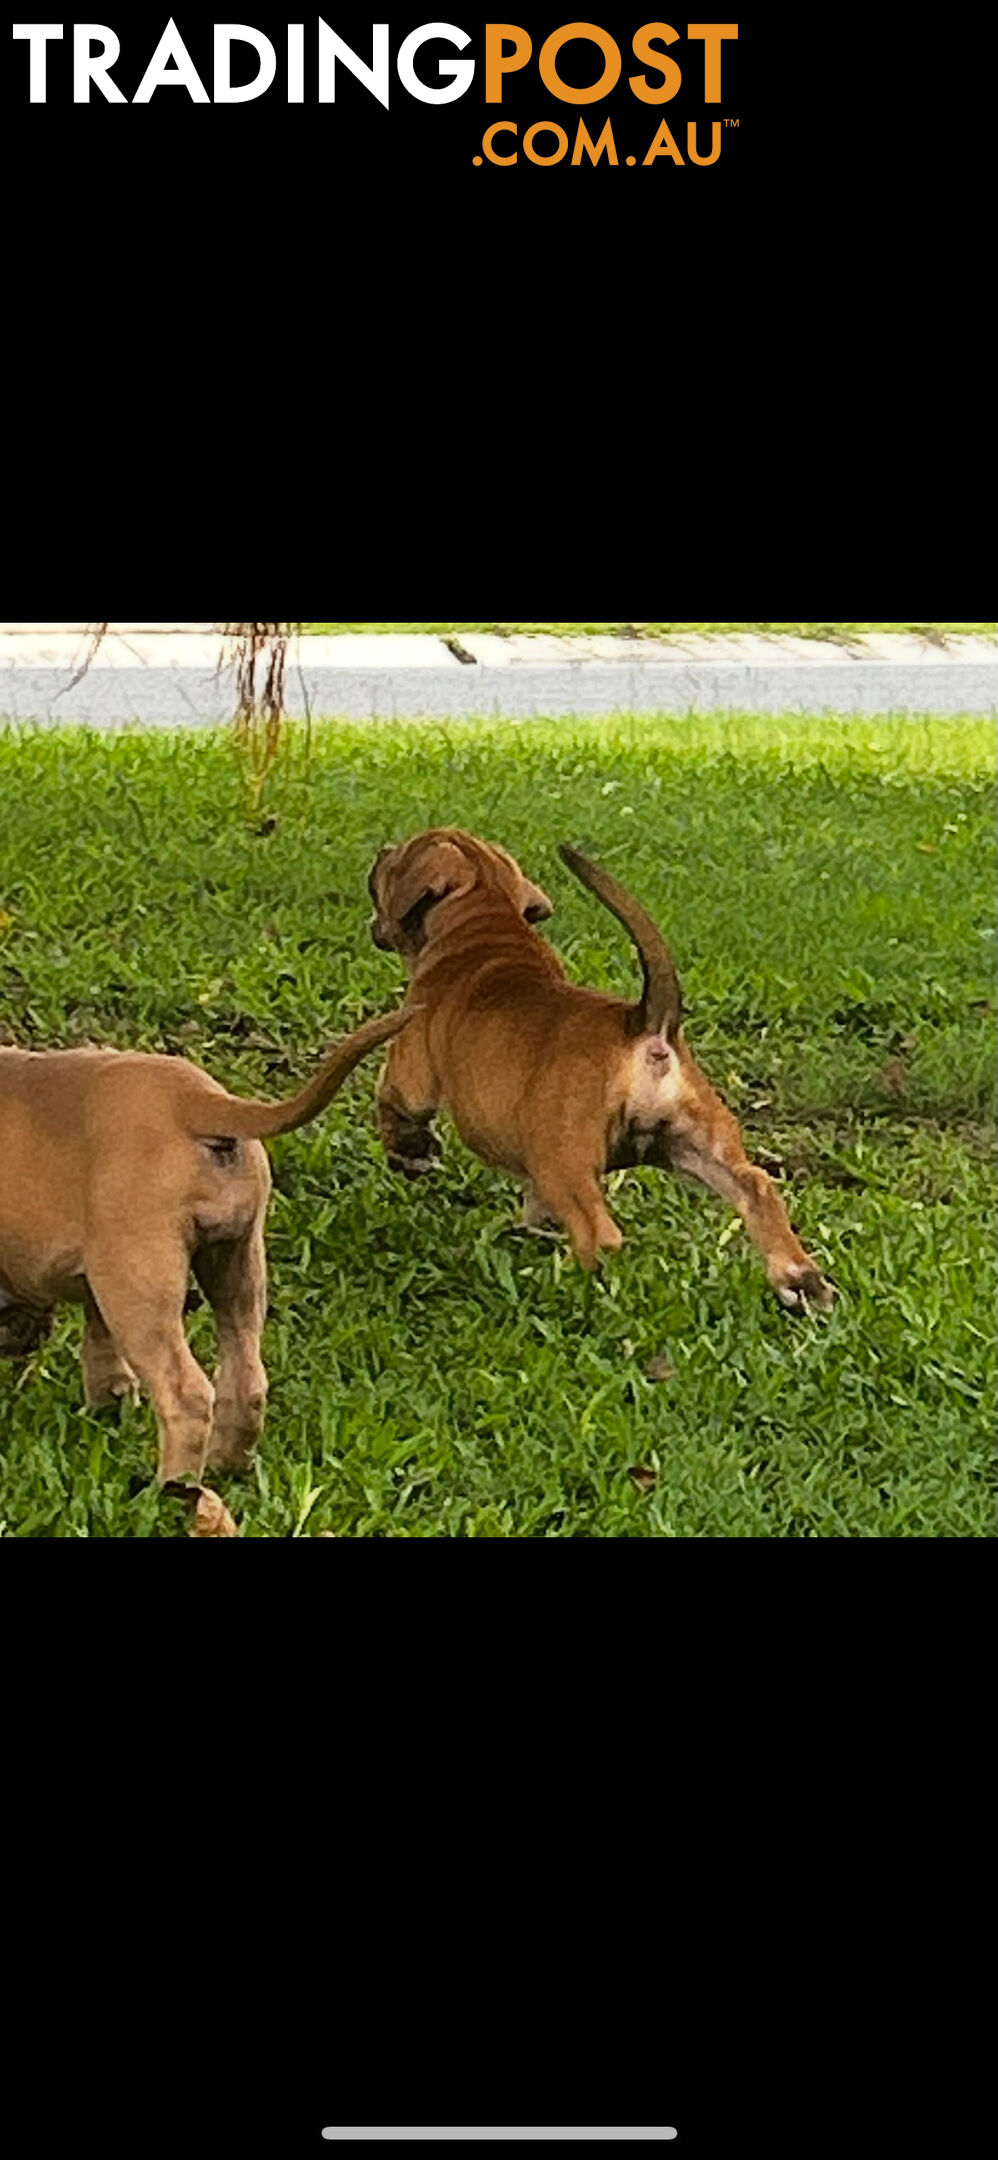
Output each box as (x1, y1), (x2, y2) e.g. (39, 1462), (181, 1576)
(520, 877), (554, 925)
(385, 839), (476, 947)
(368, 843), (398, 901)
(487, 842), (554, 925)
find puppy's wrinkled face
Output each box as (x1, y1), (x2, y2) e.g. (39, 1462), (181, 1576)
(368, 829), (553, 962)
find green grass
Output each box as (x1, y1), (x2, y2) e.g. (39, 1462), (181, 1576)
(301, 623), (995, 641)
(0, 712), (994, 1538)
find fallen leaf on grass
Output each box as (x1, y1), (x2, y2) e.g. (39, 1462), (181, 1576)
(878, 1057), (909, 1098)
(189, 1490), (239, 1538)
(629, 1465), (658, 1494)
(644, 1356), (677, 1382)
(915, 842), (938, 855)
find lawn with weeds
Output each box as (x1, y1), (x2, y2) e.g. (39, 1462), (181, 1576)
(0, 712), (994, 1538)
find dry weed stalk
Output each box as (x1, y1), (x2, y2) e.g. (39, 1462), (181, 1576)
(87, 621), (304, 805)
(222, 622), (300, 805)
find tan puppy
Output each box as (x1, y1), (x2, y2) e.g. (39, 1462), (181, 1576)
(368, 830), (834, 1311)
(0, 1008), (410, 1506)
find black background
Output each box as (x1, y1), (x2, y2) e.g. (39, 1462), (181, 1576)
(4, 1552), (989, 2158)
(1, 8), (988, 619)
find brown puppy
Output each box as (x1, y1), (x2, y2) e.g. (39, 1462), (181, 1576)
(368, 830), (834, 1311)
(0, 1007), (410, 1505)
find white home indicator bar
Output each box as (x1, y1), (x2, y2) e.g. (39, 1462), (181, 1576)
(321, 2135), (678, 2144)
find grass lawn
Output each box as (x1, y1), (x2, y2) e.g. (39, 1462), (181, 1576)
(0, 711), (994, 1538)
(302, 623), (995, 640)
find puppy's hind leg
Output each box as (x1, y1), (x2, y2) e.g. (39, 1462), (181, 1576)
(85, 1236), (214, 1487)
(666, 1069), (835, 1311)
(527, 1161), (623, 1273)
(81, 1289), (139, 1409)
(194, 1227), (268, 1473)
(377, 1022), (442, 1180)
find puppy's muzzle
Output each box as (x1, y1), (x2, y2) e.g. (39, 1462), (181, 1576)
(369, 914), (394, 952)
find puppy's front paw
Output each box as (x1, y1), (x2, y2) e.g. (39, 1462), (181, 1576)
(387, 1148), (440, 1181)
(772, 1261), (836, 1314)
(385, 1125), (442, 1181)
(188, 1489), (240, 1538)
(84, 1369), (140, 1411)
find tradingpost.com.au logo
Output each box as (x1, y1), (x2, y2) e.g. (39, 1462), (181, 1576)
(10, 20), (740, 170)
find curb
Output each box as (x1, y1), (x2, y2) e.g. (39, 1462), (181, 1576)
(1, 630), (995, 723)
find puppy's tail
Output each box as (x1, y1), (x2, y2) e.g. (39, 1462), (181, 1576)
(559, 844), (683, 1044)
(194, 1007), (412, 1141)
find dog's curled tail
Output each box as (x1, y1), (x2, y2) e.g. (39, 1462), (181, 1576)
(198, 1007), (413, 1140)
(559, 844), (683, 1044)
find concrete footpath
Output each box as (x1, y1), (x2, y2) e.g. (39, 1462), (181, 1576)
(1, 626), (995, 724)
